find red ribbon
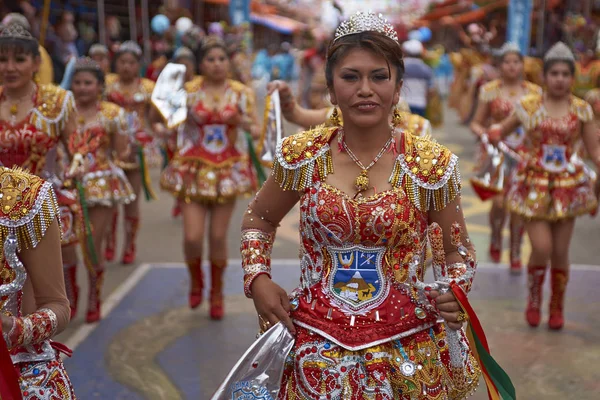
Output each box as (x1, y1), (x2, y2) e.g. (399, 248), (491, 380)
(0, 338), (22, 399)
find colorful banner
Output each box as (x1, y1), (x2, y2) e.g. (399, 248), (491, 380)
(229, 0), (251, 26)
(507, 0), (533, 54)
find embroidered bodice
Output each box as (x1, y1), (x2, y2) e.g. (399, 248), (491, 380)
(273, 127), (461, 350)
(175, 77), (254, 165)
(479, 79), (542, 148)
(69, 101), (127, 172)
(0, 167), (61, 363)
(515, 94), (593, 174)
(105, 75), (155, 124)
(0, 85), (74, 176)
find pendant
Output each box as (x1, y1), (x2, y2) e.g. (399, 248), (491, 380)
(354, 170), (370, 192)
(9, 104), (18, 116)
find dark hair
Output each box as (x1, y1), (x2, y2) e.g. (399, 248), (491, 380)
(500, 51), (523, 62)
(199, 38), (228, 63)
(325, 31), (404, 88)
(0, 37), (40, 57)
(543, 59), (575, 75)
(73, 66), (105, 86)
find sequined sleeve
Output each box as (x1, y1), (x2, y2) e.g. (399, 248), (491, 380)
(477, 79), (500, 103)
(390, 133), (461, 212)
(30, 84), (76, 139)
(515, 93), (543, 130)
(572, 96), (594, 123)
(0, 167), (69, 349)
(272, 126), (337, 191)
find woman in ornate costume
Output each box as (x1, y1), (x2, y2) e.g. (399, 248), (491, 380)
(0, 23), (82, 312)
(0, 167), (76, 398)
(104, 41), (161, 265)
(470, 43), (542, 272)
(160, 37), (258, 318)
(88, 43), (112, 75)
(241, 12), (482, 398)
(68, 57), (136, 323)
(267, 80), (432, 138)
(491, 42), (600, 330)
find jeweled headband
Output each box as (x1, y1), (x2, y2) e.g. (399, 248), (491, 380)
(88, 43), (109, 56)
(498, 42), (521, 57)
(0, 22), (37, 44)
(74, 57), (102, 72)
(544, 42), (575, 62)
(117, 40), (142, 57)
(333, 11), (399, 45)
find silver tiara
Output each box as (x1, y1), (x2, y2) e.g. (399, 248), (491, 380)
(498, 42), (521, 57)
(74, 57), (101, 72)
(334, 11), (398, 44)
(174, 46), (194, 60)
(118, 40), (142, 57)
(0, 22), (37, 43)
(544, 42), (575, 62)
(88, 43), (108, 56)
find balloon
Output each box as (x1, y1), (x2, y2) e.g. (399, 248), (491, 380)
(418, 27), (432, 42)
(175, 17), (193, 34)
(151, 14), (170, 35)
(408, 30), (422, 42)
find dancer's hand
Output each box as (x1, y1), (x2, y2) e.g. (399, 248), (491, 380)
(267, 80), (296, 113)
(251, 275), (296, 335)
(428, 290), (465, 331)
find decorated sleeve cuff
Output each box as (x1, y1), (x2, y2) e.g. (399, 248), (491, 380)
(3, 308), (58, 350)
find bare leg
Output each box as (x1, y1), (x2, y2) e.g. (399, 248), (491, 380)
(509, 212), (525, 273)
(208, 200), (236, 320)
(84, 205), (115, 323)
(181, 201), (209, 309)
(122, 169), (142, 264)
(524, 220), (553, 327)
(548, 218), (576, 330)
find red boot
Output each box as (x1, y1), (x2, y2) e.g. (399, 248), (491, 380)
(64, 263), (79, 320)
(187, 258), (204, 309)
(489, 211), (503, 263)
(509, 216), (524, 274)
(122, 216), (139, 265)
(210, 260), (227, 320)
(525, 265), (547, 327)
(172, 202), (181, 218)
(105, 211), (118, 262)
(548, 269), (568, 330)
(86, 267), (105, 323)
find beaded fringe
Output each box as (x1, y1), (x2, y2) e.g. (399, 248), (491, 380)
(273, 148), (334, 191)
(389, 155), (461, 212)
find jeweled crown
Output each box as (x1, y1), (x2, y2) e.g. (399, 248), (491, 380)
(118, 40), (142, 57)
(0, 22), (37, 43)
(74, 57), (101, 72)
(544, 42), (575, 62)
(333, 11), (398, 44)
(88, 43), (108, 56)
(498, 42), (521, 57)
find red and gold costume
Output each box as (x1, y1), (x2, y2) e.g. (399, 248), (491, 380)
(0, 84), (80, 247)
(160, 76), (256, 203)
(0, 167), (76, 398)
(242, 126), (481, 399)
(507, 94), (598, 219)
(573, 59), (600, 99)
(68, 101), (136, 207)
(104, 73), (162, 169)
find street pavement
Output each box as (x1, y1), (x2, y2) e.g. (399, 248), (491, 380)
(58, 105), (600, 399)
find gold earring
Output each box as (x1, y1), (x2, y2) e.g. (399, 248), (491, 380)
(328, 107), (341, 127)
(392, 106), (403, 128)
(33, 73), (40, 84)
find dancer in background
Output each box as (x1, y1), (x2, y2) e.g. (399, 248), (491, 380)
(491, 42), (600, 330)
(0, 23), (83, 315)
(69, 57), (136, 322)
(0, 167), (76, 398)
(470, 43), (542, 271)
(89, 43), (112, 75)
(104, 41), (162, 265)
(159, 37), (258, 319)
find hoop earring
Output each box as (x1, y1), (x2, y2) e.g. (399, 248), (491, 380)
(328, 107), (342, 127)
(392, 106), (403, 129)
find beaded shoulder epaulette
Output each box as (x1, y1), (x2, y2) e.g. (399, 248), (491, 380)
(99, 101), (127, 134)
(0, 167), (59, 256)
(517, 93), (593, 130)
(272, 125), (337, 191)
(389, 133), (460, 212)
(28, 84), (75, 139)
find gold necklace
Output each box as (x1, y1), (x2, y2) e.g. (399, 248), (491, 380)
(339, 129), (394, 193)
(4, 84), (35, 124)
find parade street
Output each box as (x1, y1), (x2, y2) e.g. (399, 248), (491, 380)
(58, 107), (600, 400)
